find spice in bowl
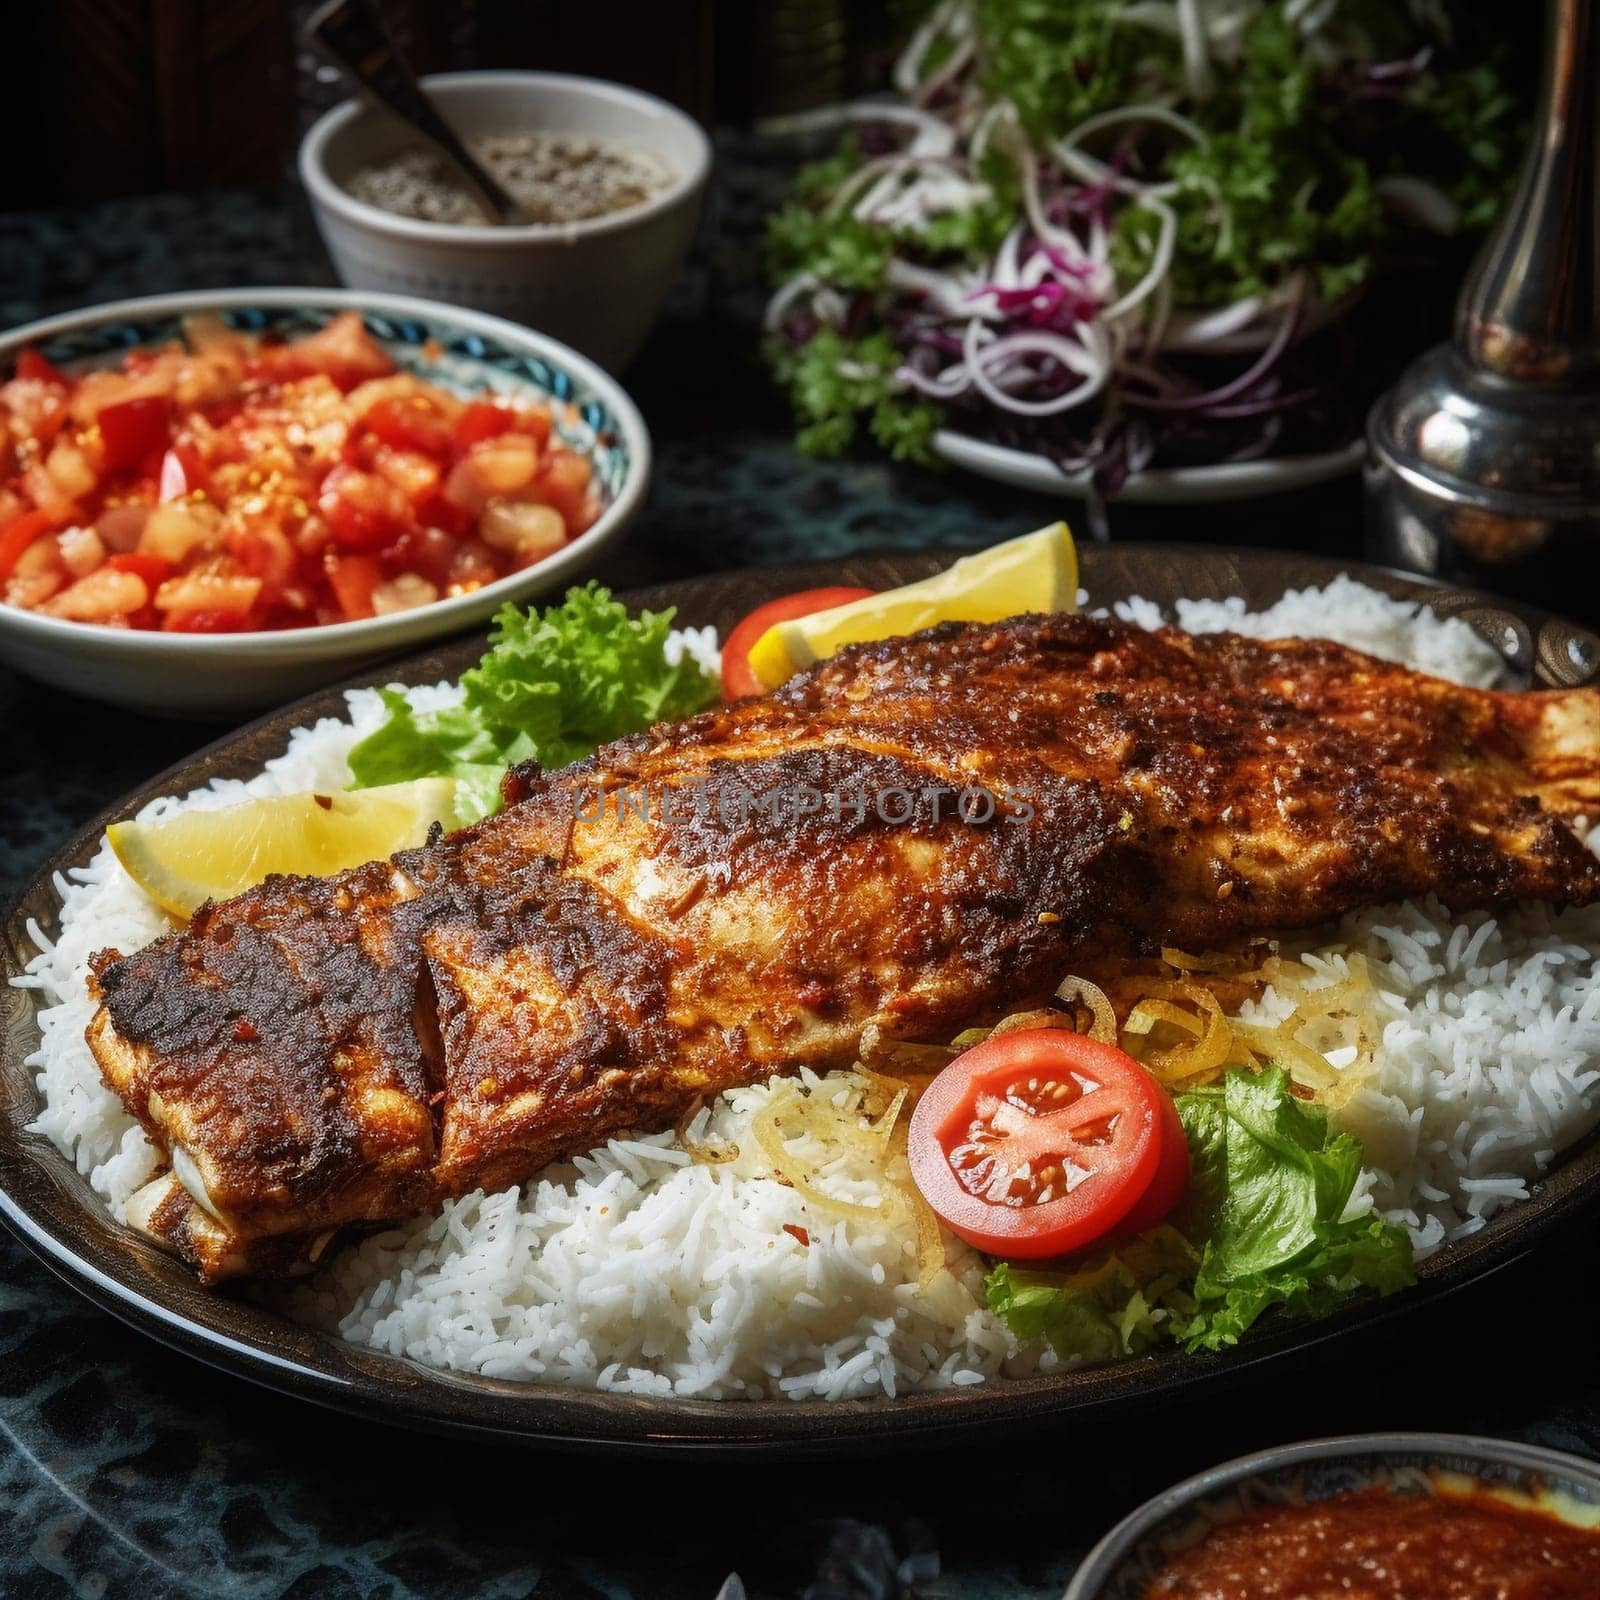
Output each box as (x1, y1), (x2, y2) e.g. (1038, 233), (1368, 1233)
(345, 132), (673, 227)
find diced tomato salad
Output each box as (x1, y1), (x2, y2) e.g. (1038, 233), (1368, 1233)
(0, 311), (602, 630)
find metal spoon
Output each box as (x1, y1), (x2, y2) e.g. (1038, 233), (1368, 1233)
(302, 0), (533, 225)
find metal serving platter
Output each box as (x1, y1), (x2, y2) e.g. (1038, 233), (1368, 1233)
(5, 545), (1599, 1456)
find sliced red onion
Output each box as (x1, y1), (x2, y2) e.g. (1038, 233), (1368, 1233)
(1368, 47), (1433, 81)
(893, 0), (968, 100)
(895, 360), (974, 399)
(887, 258), (991, 319)
(1017, 143), (1084, 257)
(967, 99), (1020, 172)
(1376, 176), (1460, 235)
(1176, 0), (1215, 102)
(828, 153), (957, 217)
(919, 327), (967, 357)
(991, 222), (1025, 290)
(967, 279), (1101, 332)
(1052, 104), (1204, 200)
(1087, 214), (1111, 269)
(764, 100), (956, 160)
(913, 34), (976, 108)
(1059, 168), (1123, 219)
(1101, 196), (1176, 321)
(1040, 243), (1099, 281)
(1197, 388), (1316, 420)
(769, 8), (1370, 483)
(764, 273), (821, 334)
(1159, 296), (1267, 350)
(962, 319), (1111, 416)
(1062, 105), (1209, 148)
(1127, 283), (1306, 412)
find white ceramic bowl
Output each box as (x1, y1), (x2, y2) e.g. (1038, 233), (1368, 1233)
(300, 71), (712, 373)
(0, 287), (650, 718)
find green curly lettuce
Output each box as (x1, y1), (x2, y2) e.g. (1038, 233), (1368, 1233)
(766, 329), (944, 463)
(971, 0), (1169, 137)
(346, 583), (719, 821)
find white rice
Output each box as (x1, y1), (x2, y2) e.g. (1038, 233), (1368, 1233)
(14, 583), (1600, 1397)
(1108, 572), (1511, 688)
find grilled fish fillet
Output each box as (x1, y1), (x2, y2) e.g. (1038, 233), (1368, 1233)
(87, 615), (1600, 1279)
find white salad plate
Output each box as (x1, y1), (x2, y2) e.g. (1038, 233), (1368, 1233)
(934, 431), (1367, 505)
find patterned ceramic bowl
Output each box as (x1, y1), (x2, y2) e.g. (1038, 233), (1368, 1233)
(0, 288), (648, 717)
(1065, 1433), (1600, 1599)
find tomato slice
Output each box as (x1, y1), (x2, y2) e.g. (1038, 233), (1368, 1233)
(1114, 1081), (1190, 1239)
(97, 396), (171, 474)
(326, 553), (382, 620)
(162, 608), (256, 633)
(907, 1029), (1170, 1259)
(105, 552), (173, 590)
(319, 463), (413, 551)
(365, 396), (454, 459)
(0, 507), (58, 582)
(721, 586), (875, 699)
(416, 490), (475, 540)
(158, 442), (208, 503)
(531, 449), (590, 524)
(15, 347), (67, 385)
(453, 400), (516, 451)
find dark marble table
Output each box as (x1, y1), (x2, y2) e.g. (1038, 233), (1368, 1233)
(5, 170), (1600, 1600)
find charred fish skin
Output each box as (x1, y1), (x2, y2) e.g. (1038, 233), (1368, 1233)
(87, 615), (1600, 1280)
(88, 849), (464, 1250)
(426, 743), (1123, 1200)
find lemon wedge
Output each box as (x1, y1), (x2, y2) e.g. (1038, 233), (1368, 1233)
(108, 777), (461, 919)
(744, 520), (1079, 691)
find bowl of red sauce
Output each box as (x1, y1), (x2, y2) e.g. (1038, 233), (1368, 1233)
(1066, 1433), (1600, 1600)
(0, 288), (648, 715)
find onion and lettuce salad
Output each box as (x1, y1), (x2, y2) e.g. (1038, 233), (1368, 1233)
(765, 0), (1518, 489)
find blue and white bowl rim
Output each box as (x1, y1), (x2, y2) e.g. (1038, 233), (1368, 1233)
(0, 287), (650, 652)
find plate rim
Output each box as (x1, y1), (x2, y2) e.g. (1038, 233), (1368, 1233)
(5, 543), (1598, 1455)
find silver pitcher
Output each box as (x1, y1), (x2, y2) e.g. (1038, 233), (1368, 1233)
(1366, 0), (1600, 615)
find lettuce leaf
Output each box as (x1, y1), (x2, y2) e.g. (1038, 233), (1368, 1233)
(346, 583), (720, 821)
(985, 1229), (1198, 1364)
(1170, 1067), (1414, 1352)
(1173, 1213), (1416, 1353)
(982, 1066), (1415, 1363)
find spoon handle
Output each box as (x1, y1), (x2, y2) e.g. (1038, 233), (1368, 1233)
(303, 0), (528, 225)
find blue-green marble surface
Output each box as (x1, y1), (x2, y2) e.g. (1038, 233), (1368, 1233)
(5, 155), (1596, 1600)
